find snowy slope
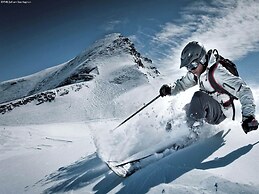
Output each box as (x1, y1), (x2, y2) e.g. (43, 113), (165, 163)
(1, 33), (259, 194)
(0, 33), (159, 125)
(0, 33), (157, 104)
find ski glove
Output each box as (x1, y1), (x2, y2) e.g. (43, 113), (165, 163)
(242, 115), (258, 134)
(159, 84), (171, 97)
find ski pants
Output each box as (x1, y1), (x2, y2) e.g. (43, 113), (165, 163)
(185, 91), (226, 127)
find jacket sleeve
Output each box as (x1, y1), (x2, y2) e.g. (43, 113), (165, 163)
(215, 65), (256, 117)
(171, 71), (198, 96)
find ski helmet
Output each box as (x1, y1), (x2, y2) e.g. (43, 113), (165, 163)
(180, 41), (206, 70)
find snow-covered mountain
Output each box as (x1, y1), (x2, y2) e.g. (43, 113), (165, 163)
(0, 33), (158, 105)
(0, 33), (159, 124)
(1, 33), (259, 194)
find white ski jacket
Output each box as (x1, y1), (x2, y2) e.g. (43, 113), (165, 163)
(171, 53), (256, 119)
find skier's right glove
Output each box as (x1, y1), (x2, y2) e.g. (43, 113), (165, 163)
(242, 115), (258, 134)
(159, 84), (171, 97)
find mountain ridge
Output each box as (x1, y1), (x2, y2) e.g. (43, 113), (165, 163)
(0, 33), (160, 124)
(0, 33), (158, 105)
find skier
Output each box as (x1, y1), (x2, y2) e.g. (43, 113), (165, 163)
(159, 41), (258, 134)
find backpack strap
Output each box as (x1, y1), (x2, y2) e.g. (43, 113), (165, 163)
(208, 62), (237, 120)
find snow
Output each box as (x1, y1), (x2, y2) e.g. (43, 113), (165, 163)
(1, 34), (259, 194)
(0, 122), (96, 193)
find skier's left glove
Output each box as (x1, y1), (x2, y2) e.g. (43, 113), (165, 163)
(242, 115), (258, 134)
(159, 84), (171, 97)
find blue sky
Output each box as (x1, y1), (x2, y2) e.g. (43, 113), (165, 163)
(0, 0), (259, 83)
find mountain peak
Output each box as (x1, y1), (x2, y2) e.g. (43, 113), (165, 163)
(0, 33), (159, 104)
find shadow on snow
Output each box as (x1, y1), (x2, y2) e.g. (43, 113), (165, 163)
(40, 130), (258, 194)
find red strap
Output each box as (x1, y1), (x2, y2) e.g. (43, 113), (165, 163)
(208, 63), (236, 120)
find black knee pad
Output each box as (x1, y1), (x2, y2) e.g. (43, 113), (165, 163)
(193, 91), (205, 98)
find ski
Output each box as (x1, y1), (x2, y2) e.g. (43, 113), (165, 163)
(107, 145), (177, 177)
(106, 133), (199, 177)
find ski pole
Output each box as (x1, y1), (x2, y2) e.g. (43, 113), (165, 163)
(113, 94), (161, 131)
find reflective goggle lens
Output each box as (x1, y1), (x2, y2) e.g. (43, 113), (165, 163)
(186, 55), (206, 71)
(187, 61), (199, 71)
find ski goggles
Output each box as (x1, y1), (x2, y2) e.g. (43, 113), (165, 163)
(186, 55), (206, 71)
(186, 60), (199, 71)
